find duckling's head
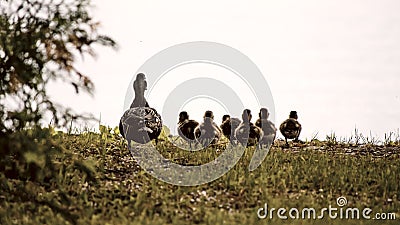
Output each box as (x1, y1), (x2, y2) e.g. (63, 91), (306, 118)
(289, 111), (298, 119)
(259, 108), (270, 119)
(204, 110), (214, 123)
(241, 109), (252, 123)
(133, 73), (147, 95)
(178, 111), (189, 123)
(204, 110), (214, 119)
(222, 114), (230, 122)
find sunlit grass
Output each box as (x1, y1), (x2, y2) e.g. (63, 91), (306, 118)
(1, 126), (399, 224)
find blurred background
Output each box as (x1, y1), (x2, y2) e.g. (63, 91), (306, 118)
(47, 0), (400, 141)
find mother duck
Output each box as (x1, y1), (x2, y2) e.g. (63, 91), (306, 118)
(119, 73), (162, 145)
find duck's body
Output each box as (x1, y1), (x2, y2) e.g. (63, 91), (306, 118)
(256, 118), (276, 147)
(119, 73), (162, 145)
(235, 122), (263, 146)
(255, 108), (277, 148)
(119, 101), (148, 139)
(279, 118), (301, 140)
(120, 107), (162, 144)
(220, 115), (241, 141)
(178, 119), (199, 141)
(195, 120), (221, 147)
(177, 111), (199, 148)
(234, 109), (263, 147)
(279, 111), (302, 145)
(195, 111), (221, 147)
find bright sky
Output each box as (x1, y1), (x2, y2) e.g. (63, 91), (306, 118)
(47, 0), (400, 141)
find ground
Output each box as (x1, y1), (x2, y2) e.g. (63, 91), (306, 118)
(1, 127), (399, 225)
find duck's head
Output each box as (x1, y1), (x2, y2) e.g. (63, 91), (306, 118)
(133, 73), (147, 95)
(241, 109), (252, 123)
(222, 114), (230, 123)
(259, 108), (270, 120)
(289, 111), (298, 120)
(178, 111), (189, 123)
(203, 110), (214, 123)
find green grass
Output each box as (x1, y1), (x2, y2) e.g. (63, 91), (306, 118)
(1, 127), (399, 224)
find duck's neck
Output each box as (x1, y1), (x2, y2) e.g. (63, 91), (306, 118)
(133, 91), (147, 107)
(178, 118), (188, 124)
(204, 118), (213, 124)
(243, 120), (252, 125)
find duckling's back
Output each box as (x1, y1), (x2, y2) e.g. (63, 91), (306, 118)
(178, 119), (199, 141)
(280, 118), (301, 139)
(256, 118), (276, 136)
(221, 118), (241, 139)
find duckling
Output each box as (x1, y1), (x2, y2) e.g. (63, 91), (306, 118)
(220, 114), (241, 141)
(255, 108), (277, 148)
(235, 109), (263, 147)
(177, 111), (199, 148)
(119, 73), (162, 145)
(279, 111), (302, 146)
(194, 110), (222, 147)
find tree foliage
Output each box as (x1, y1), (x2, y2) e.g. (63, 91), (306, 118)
(0, 0), (116, 131)
(0, 0), (116, 223)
